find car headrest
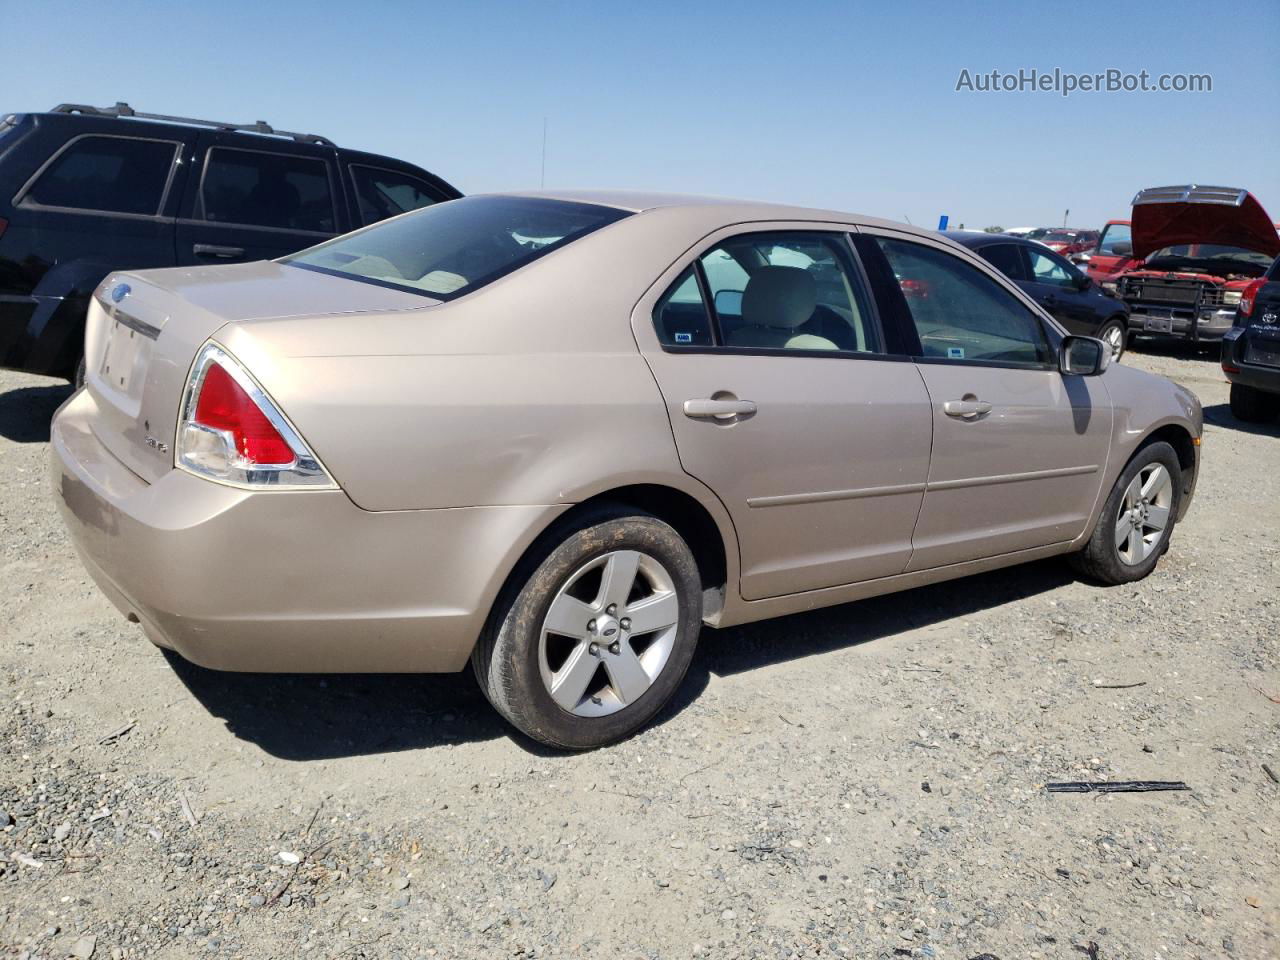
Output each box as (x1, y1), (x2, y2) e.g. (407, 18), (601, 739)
(742, 266), (816, 330)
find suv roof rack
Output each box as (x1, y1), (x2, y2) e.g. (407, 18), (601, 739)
(49, 102), (336, 147)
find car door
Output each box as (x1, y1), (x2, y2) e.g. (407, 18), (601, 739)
(176, 133), (345, 265)
(858, 230), (1113, 570)
(1023, 244), (1099, 335)
(633, 227), (933, 601)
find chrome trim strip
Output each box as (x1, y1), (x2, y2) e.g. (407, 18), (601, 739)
(93, 293), (162, 340)
(747, 482), (927, 508)
(747, 464), (1098, 508)
(926, 464), (1098, 491)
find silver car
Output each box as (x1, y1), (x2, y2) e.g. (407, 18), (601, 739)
(50, 192), (1202, 748)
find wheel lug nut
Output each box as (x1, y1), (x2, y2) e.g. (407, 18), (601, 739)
(620, 618), (631, 630)
(606, 604), (617, 615)
(588, 642), (599, 656)
(609, 642), (620, 655)
(587, 619), (597, 633)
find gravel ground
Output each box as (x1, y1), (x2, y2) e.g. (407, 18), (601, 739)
(1, 346), (1277, 960)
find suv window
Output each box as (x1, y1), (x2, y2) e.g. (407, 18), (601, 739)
(693, 232), (880, 353)
(978, 243), (1026, 280)
(351, 165), (443, 225)
(875, 237), (1051, 365)
(22, 135), (177, 216)
(1026, 247), (1078, 288)
(200, 148), (336, 233)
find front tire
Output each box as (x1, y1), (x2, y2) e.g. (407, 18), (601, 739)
(472, 508), (702, 749)
(1097, 318), (1127, 362)
(1069, 441), (1181, 585)
(1229, 382), (1280, 423)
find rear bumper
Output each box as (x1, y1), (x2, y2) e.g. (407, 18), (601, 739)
(50, 389), (566, 673)
(1221, 327), (1280, 394)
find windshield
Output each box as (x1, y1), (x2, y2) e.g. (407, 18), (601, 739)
(1042, 231), (1079, 242)
(284, 196), (630, 300)
(1146, 244), (1274, 271)
(1025, 228), (1051, 240)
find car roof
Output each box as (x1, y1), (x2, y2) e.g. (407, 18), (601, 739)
(944, 230), (1028, 248)
(477, 189), (956, 245)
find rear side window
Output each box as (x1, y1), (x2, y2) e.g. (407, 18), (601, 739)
(653, 267), (714, 346)
(977, 243), (1026, 280)
(201, 148), (336, 233)
(875, 236), (1051, 365)
(285, 195), (629, 301)
(21, 135), (177, 215)
(351, 165), (444, 225)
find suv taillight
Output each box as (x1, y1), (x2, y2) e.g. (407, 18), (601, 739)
(1239, 278), (1266, 318)
(176, 343), (335, 489)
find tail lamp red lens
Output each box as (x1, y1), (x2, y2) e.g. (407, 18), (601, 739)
(1238, 278), (1265, 317)
(193, 361), (295, 465)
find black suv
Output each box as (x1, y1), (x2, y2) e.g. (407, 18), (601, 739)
(1221, 254), (1280, 422)
(0, 102), (461, 381)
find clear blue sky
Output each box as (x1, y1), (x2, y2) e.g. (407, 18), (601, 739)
(6, 0), (1278, 229)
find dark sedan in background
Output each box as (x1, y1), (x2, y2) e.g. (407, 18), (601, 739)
(949, 231), (1131, 359)
(1222, 253), (1280, 422)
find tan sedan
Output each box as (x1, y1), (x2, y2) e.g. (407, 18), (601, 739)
(50, 192), (1202, 748)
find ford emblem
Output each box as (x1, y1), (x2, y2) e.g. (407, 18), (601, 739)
(110, 283), (131, 304)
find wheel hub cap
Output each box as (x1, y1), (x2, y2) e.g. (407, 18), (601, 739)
(1115, 463), (1173, 566)
(538, 550), (681, 718)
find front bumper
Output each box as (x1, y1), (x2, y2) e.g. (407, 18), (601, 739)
(50, 389), (566, 673)
(1125, 307), (1235, 342)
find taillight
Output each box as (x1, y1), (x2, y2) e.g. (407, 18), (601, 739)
(176, 342), (334, 489)
(1238, 278), (1265, 317)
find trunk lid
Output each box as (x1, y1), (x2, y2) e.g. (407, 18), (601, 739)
(83, 261), (430, 484)
(1131, 185), (1280, 260)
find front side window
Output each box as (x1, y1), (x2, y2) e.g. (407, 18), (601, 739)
(201, 148), (336, 233)
(22, 136), (177, 215)
(351, 165), (445, 225)
(695, 232), (880, 353)
(285, 195), (628, 300)
(1026, 248), (1078, 288)
(977, 243), (1026, 280)
(1097, 223), (1132, 255)
(875, 237), (1051, 365)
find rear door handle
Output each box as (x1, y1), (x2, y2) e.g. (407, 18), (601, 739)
(943, 398), (993, 419)
(683, 398), (757, 420)
(193, 244), (246, 259)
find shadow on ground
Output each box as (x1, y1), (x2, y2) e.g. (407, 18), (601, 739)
(1202, 402), (1280, 437)
(0, 383), (74, 443)
(1127, 339), (1220, 364)
(169, 559), (1074, 762)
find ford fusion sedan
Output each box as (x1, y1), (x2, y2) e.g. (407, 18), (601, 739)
(51, 192), (1202, 749)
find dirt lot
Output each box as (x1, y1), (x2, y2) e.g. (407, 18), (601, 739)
(1, 347), (1277, 960)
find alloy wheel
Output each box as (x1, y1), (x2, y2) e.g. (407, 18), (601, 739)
(538, 550), (680, 717)
(1102, 323), (1125, 360)
(1114, 463), (1172, 565)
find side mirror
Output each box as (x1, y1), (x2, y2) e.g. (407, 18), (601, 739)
(1073, 273), (1093, 291)
(1111, 242), (1132, 257)
(1060, 335), (1111, 376)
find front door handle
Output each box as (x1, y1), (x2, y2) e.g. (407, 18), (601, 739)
(683, 398), (757, 420)
(943, 398), (993, 419)
(193, 244), (246, 259)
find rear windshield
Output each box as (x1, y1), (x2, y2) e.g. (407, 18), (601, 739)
(284, 195), (630, 300)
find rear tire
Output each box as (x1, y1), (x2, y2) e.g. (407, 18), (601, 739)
(1069, 441), (1181, 585)
(472, 507), (702, 750)
(1229, 382), (1280, 423)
